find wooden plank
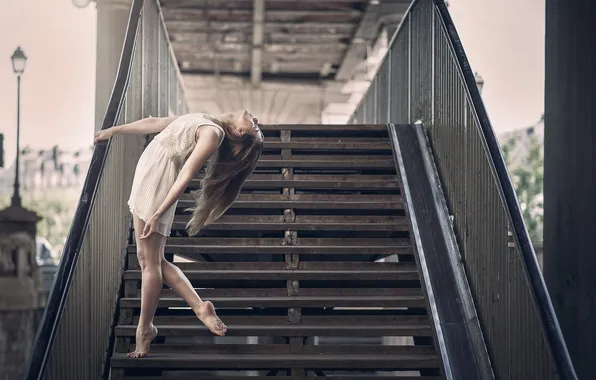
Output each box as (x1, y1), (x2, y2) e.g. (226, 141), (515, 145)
(110, 352), (437, 369)
(129, 245), (409, 256)
(188, 173), (400, 190)
(114, 324), (432, 338)
(255, 159), (394, 169)
(258, 124), (388, 131)
(177, 198), (403, 210)
(124, 266), (419, 281)
(125, 376), (440, 380)
(170, 237), (406, 245)
(124, 344), (436, 355)
(193, 173), (398, 181)
(133, 314), (431, 326)
(119, 295), (426, 308)
(263, 141), (392, 150)
(177, 193), (403, 209)
(180, 193), (402, 202)
(155, 287), (420, 298)
(155, 260), (415, 270)
(189, 178), (399, 190)
(162, 237), (408, 246)
(171, 219), (409, 231)
(123, 377), (291, 380)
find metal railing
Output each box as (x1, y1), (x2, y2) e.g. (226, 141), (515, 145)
(350, 0), (577, 379)
(24, 0), (188, 378)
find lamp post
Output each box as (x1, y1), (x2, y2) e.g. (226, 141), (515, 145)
(10, 46), (27, 207)
(72, 0), (91, 8)
(0, 47), (41, 380)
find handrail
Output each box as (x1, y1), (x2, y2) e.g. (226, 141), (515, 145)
(23, 0), (144, 378)
(348, 0), (577, 377)
(432, 2), (576, 378)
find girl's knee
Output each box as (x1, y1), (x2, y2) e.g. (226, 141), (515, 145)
(137, 248), (161, 270)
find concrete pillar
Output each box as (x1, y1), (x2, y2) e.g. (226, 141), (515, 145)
(543, 0), (596, 378)
(0, 205), (41, 380)
(94, 0), (132, 132)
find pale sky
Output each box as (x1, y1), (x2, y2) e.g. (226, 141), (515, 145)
(0, 0), (545, 164)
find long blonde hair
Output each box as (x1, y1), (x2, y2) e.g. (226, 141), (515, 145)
(186, 112), (264, 236)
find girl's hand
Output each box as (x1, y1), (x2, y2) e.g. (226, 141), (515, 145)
(140, 214), (161, 239)
(94, 128), (115, 144)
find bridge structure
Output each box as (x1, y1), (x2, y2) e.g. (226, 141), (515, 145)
(91, 0), (411, 132)
(21, 0), (596, 379)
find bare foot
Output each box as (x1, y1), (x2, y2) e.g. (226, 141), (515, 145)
(128, 324), (158, 358)
(194, 301), (227, 336)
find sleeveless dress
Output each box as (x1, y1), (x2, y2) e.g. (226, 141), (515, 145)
(127, 113), (225, 237)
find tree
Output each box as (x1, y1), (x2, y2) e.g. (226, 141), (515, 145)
(501, 134), (544, 242)
(0, 191), (79, 258)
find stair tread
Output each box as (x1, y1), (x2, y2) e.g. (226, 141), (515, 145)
(124, 268), (418, 279)
(115, 324), (432, 333)
(259, 124), (388, 131)
(177, 199), (403, 209)
(120, 295), (426, 308)
(110, 352), (438, 369)
(129, 245), (411, 255)
(125, 377), (440, 380)
(182, 193), (403, 201)
(162, 237), (408, 245)
(189, 178), (399, 189)
(123, 343), (436, 355)
(171, 219), (409, 231)
(124, 268), (419, 281)
(263, 140), (391, 149)
(136, 315), (431, 325)
(255, 159), (394, 168)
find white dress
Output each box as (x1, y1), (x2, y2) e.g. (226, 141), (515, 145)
(127, 113), (225, 237)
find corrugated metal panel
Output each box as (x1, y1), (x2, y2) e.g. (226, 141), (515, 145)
(375, 57), (390, 124)
(349, 0), (564, 378)
(42, 0), (187, 378)
(388, 16), (410, 124)
(408, 0), (433, 123)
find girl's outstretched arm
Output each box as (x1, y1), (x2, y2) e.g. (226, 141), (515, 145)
(94, 116), (178, 144)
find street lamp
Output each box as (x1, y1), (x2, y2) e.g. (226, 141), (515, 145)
(10, 46), (27, 206)
(72, 0), (91, 8)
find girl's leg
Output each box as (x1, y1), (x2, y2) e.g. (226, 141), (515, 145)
(128, 215), (166, 358)
(160, 254), (227, 336)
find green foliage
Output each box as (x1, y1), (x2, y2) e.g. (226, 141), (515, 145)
(501, 135), (544, 242)
(0, 190), (79, 257)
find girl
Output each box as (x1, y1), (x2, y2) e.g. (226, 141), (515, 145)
(94, 110), (264, 358)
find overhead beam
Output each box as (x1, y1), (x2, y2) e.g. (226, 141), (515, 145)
(335, 0), (409, 80)
(251, 0), (265, 86)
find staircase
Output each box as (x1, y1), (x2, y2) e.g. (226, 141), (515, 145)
(110, 124), (443, 379)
